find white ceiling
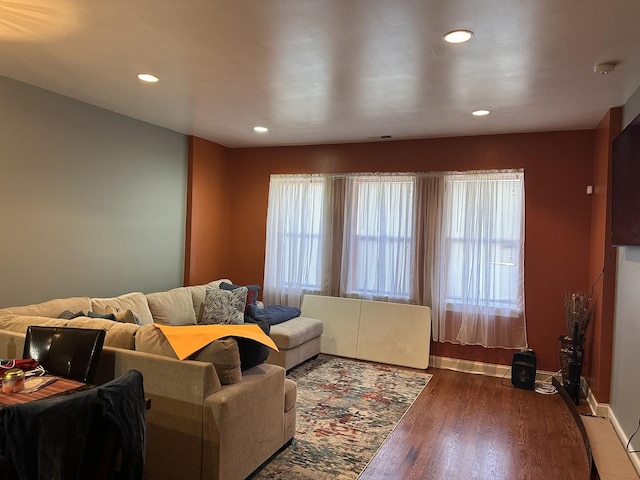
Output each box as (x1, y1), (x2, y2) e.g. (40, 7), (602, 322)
(2, 0), (640, 148)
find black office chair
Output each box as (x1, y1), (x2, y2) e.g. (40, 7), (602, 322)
(22, 326), (106, 383)
(0, 369), (146, 480)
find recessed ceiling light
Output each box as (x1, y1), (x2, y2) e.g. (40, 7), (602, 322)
(472, 109), (490, 116)
(444, 30), (474, 44)
(254, 126), (269, 133)
(137, 73), (159, 83)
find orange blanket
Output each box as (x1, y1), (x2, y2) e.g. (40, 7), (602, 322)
(155, 324), (279, 361)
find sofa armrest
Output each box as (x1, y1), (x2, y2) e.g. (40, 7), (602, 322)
(96, 345), (221, 398)
(203, 363), (287, 480)
(96, 346), (223, 480)
(0, 329), (26, 359)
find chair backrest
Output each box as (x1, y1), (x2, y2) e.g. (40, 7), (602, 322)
(23, 326), (106, 383)
(0, 370), (146, 480)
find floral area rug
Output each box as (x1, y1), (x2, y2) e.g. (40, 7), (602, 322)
(249, 354), (432, 480)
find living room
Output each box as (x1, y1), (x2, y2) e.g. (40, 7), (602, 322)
(1, 1), (640, 478)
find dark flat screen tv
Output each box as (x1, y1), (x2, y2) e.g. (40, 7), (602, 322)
(612, 112), (640, 246)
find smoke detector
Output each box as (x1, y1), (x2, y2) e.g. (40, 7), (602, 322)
(594, 62), (618, 75)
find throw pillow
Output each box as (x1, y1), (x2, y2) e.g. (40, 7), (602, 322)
(146, 287), (197, 326)
(91, 292), (154, 326)
(134, 325), (241, 385)
(219, 282), (260, 310)
(202, 286), (247, 325)
(105, 305), (143, 326)
(192, 338), (242, 385)
(235, 318), (271, 371)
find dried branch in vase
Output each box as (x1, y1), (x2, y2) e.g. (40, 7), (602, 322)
(563, 292), (593, 341)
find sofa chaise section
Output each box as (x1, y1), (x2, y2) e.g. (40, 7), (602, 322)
(267, 316), (324, 371)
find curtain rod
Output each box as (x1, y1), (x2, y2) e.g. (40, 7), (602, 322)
(271, 168), (524, 179)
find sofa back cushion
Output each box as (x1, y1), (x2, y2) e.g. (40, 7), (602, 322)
(0, 314), (68, 335)
(134, 325), (241, 385)
(185, 285), (207, 323)
(0, 314), (139, 350)
(146, 288), (196, 326)
(68, 317), (139, 349)
(0, 297), (92, 318)
(91, 293), (154, 326)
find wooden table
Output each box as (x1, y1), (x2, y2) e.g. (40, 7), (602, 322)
(0, 376), (90, 408)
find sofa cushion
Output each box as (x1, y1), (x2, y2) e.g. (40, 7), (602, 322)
(91, 293), (154, 326)
(0, 297), (91, 318)
(67, 317), (138, 350)
(0, 314), (68, 335)
(269, 317), (324, 350)
(134, 325), (241, 384)
(146, 288), (197, 326)
(0, 314), (138, 350)
(185, 285), (207, 323)
(202, 287), (247, 325)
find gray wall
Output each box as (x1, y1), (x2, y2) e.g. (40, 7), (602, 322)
(610, 84), (640, 452)
(0, 76), (188, 307)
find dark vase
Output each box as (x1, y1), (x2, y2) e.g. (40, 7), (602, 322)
(559, 334), (584, 404)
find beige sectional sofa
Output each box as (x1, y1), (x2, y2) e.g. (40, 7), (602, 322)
(0, 281), (297, 480)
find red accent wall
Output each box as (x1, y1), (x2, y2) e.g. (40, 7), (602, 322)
(188, 130), (598, 373)
(183, 136), (231, 285)
(584, 107), (622, 402)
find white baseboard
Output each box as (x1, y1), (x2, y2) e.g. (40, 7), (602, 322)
(581, 377), (610, 418)
(429, 355), (556, 383)
(608, 410), (640, 477)
(581, 382), (640, 476)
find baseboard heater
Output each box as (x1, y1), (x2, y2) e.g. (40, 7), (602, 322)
(301, 295), (431, 369)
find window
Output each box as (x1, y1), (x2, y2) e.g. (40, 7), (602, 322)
(343, 176), (415, 300)
(263, 175), (327, 307)
(263, 170), (527, 349)
(442, 172), (524, 313)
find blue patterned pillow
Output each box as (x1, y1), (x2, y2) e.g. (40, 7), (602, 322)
(202, 286), (247, 325)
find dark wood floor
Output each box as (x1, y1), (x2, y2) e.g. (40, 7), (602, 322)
(358, 368), (591, 480)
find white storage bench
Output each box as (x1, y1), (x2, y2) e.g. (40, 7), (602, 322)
(300, 294), (431, 369)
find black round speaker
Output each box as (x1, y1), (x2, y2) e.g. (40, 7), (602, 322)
(511, 350), (536, 389)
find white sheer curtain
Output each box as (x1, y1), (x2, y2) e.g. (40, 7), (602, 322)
(263, 175), (329, 307)
(340, 175), (415, 302)
(435, 170), (527, 348)
(263, 170), (527, 348)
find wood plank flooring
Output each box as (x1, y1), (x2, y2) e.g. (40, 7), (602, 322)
(358, 368), (590, 480)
